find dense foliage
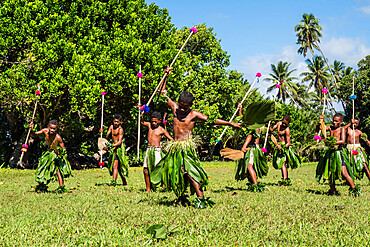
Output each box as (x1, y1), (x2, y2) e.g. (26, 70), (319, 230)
(0, 0), (256, 167)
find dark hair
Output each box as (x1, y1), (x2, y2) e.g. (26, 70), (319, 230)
(113, 114), (123, 121)
(283, 115), (291, 123)
(151, 111), (162, 120)
(354, 116), (360, 121)
(334, 113), (344, 121)
(178, 91), (194, 104)
(48, 120), (58, 126)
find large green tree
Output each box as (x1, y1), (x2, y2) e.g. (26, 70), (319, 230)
(0, 0), (250, 167)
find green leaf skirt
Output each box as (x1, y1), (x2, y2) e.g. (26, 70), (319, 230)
(347, 145), (367, 180)
(144, 147), (165, 174)
(35, 150), (72, 185)
(108, 143), (129, 177)
(150, 139), (208, 197)
(316, 148), (352, 183)
(272, 146), (301, 170)
(235, 145), (268, 181)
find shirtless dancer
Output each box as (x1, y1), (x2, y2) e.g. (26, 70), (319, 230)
(100, 114), (128, 186)
(344, 117), (370, 180)
(315, 113), (359, 196)
(150, 67), (241, 208)
(30, 120), (72, 193)
(270, 115), (301, 185)
(141, 111), (173, 193)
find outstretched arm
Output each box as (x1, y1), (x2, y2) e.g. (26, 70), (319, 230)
(214, 119), (241, 128)
(160, 67), (177, 110)
(270, 122), (278, 133)
(140, 120), (150, 128)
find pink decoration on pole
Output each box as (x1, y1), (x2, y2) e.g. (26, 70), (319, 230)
(101, 92), (107, 96)
(22, 144), (28, 148)
(137, 73), (143, 78)
(261, 148), (267, 153)
(276, 84), (281, 88)
(190, 26), (198, 34)
(99, 161), (104, 167)
(322, 88), (328, 94)
(314, 135), (322, 141)
(256, 72), (262, 77)
(352, 150), (359, 155)
(163, 120), (167, 125)
(35, 90), (41, 95)
(21, 148), (27, 153)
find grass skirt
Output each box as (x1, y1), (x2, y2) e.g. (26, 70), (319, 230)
(144, 147), (165, 173)
(235, 145), (268, 181)
(347, 144), (367, 180)
(316, 148), (351, 183)
(272, 146), (301, 170)
(150, 139), (208, 197)
(35, 150), (72, 185)
(108, 143), (129, 177)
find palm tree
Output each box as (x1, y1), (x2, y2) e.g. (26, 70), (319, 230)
(332, 60), (345, 83)
(295, 13), (340, 91)
(295, 13), (322, 57)
(300, 56), (331, 93)
(265, 61), (298, 103)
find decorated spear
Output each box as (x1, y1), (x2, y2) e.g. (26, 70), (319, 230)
(216, 72), (261, 143)
(19, 85), (41, 164)
(314, 88), (328, 143)
(261, 83), (280, 153)
(98, 91), (107, 168)
(351, 76), (358, 156)
(137, 65), (142, 161)
(139, 26), (198, 115)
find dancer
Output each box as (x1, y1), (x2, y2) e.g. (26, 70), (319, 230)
(316, 114), (360, 196)
(270, 115), (301, 185)
(344, 117), (370, 180)
(235, 128), (268, 192)
(99, 114), (128, 186)
(140, 111), (173, 193)
(30, 120), (72, 193)
(150, 67), (241, 208)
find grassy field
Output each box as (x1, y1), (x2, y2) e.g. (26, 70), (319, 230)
(1, 162), (370, 246)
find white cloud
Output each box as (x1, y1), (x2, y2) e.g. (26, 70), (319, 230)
(358, 5), (370, 14)
(236, 37), (370, 96)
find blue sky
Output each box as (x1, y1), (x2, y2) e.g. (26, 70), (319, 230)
(146, 0), (370, 102)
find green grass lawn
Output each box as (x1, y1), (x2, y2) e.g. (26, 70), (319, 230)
(1, 162), (370, 246)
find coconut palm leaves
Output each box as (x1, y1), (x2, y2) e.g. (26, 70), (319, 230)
(295, 13), (322, 57)
(265, 61), (298, 103)
(241, 100), (275, 129)
(300, 56), (331, 93)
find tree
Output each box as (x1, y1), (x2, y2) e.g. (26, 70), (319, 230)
(295, 13), (322, 57)
(0, 1), (250, 166)
(265, 61), (298, 104)
(340, 56), (370, 135)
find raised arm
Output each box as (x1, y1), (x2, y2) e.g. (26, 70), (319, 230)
(140, 120), (150, 128)
(270, 122), (278, 133)
(160, 67), (177, 111)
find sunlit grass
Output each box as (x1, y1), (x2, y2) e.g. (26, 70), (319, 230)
(1, 162), (369, 246)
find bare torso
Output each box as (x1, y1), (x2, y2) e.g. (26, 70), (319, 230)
(329, 126), (345, 148)
(347, 128), (362, 145)
(109, 125), (123, 145)
(148, 126), (166, 146)
(173, 109), (198, 141)
(276, 122), (289, 143)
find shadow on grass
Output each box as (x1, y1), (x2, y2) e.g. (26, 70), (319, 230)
(306, 189), (326, 195)
(211, 186), (247, 193)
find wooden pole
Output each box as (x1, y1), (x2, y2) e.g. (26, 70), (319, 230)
(99, 91), (105, 167)
(316, 93), (327, 143)
(137, 65), (142, 160)
(217, 76), (260, 141)
(352, 76), (355, 150)
(143, 28), (197, 111)
(19, 84), (41, 164)
(263, 89), (279, 149)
